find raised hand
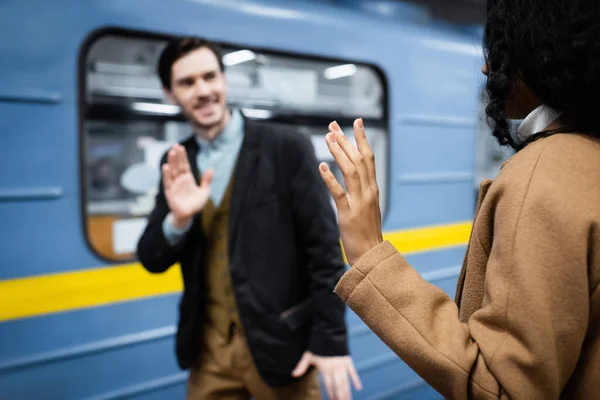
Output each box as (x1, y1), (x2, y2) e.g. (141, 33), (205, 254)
(318, 119), (383, 266)
(162, 144), (213, 227)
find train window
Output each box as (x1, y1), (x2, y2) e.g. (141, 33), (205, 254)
(81, 32), (388, 261)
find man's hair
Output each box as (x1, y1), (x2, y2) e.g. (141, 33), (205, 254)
(483, 0), (600, 151)
(157, 36), (225, 90)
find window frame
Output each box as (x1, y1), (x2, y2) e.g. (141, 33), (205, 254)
(78, 27), (390, 262)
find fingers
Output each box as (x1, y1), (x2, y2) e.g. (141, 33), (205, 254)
(174, 144), (191, 175)
(325, 129), (362, 194)
(321, 361), (356, 400)
(352, 118), (377, 190)
(166, 148), (179, 182)
(346, 359), (362, 391)
(329, 121), (369, 191)
(322, 370), (335, 400)
(167, 144), (190, 177)
(200, 168), (214, 189)
(291, 352), (312, 378)
(161, 163), (173, 190)
(333, 368), (351, 400)
(319, 162), (349, 211)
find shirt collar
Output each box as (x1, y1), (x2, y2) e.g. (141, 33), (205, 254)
(517, 104), (562, 139)
(195, 108), (243, 150)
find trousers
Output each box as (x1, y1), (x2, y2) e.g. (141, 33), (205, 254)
(186, 323), (322, 400)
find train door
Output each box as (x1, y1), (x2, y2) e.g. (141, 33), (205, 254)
(80, 30), (389, 261)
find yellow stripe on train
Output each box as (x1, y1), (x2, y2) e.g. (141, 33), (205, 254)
(0, 221), (471, 323)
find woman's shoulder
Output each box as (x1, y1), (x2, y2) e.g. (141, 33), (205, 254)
(493, 133), (600, 216)
(503, 133), (598, 169)
(500, 133), (599, 178)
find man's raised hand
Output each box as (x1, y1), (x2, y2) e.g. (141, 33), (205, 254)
(162, 144), (213, 228)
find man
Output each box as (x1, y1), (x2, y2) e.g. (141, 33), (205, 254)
(136, 37), (361, 400)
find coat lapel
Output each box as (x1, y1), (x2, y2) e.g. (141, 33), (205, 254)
(228, 118), (260, 250)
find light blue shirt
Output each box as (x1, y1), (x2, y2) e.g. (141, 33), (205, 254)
(162, 109), (244, 245)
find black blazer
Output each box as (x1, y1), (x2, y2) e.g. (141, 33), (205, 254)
(136, 116), (348, 387)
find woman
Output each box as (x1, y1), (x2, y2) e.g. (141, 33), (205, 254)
(319, 0), (600, 398)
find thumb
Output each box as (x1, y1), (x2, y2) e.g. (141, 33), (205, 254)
(291, 352), (312, 378)
(201, 169), (214, 188)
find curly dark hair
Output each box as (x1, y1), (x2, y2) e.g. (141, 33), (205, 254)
(157, 37), (224, 90)
(483, 0), (600, 151)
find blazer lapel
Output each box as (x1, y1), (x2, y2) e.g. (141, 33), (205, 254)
(228, 118), (260, 249)
(186, 139), (200, 184)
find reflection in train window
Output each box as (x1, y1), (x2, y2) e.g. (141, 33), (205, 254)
(81, 32), (388, 260)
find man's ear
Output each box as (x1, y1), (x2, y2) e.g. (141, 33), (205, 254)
(163, 87), (176, 104)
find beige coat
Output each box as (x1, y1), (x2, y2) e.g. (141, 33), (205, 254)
(335, 133), (600, 399)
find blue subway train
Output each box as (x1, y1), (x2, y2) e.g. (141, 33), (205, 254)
(0, 0), (499, 398)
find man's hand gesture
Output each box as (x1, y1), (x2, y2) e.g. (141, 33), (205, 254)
(162, 144), (213, 228)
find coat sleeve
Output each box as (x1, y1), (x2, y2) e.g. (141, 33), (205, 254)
(285, 130), (349, 357)
(334, 153), (590, 398)
(136, 151), (190, 273)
